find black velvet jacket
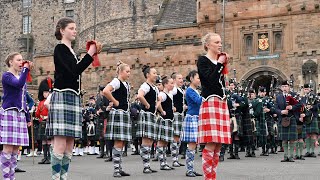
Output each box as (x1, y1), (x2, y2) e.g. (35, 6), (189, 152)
(197, 55), (226, 99)
(53, 44), (93, 95)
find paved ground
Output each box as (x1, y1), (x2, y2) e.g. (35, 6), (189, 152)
(15, 149), (320, 180)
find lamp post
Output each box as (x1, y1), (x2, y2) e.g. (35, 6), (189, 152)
(222, 0), (226, 51)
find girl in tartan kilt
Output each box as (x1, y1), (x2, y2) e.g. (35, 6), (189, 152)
(136, 65), (159, 174)
(46, 17), (98, 180)
(197, 33), (232, 180)
(156, 76), (175, 171)
(180, 70), (203, 177)
(275, 81), (302, 162)
(0, 53), (33, 180)
(171, 72), (185, 167)
(35, 77), (53, 164)
(103, 61), (131, 177)
(300, 84), (319, 158)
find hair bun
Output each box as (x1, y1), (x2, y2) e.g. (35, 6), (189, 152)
(142, 65), (150, 73)
(116, 60), (124, 67)
(161, 75), (168, 81)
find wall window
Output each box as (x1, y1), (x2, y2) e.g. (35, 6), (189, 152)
(23, 16), (31, 34)
(244, 34), (253, 54)
(66, 10), (74, 18)
(274, 32), (282, 51)
(22, 0), (31, 8)
(64, 0), (75, 3)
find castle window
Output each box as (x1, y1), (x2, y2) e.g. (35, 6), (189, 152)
(244, 34), (253, 55)
(66, 10), (74, 18)
(64, 0), (75, 3)
(23, 0), (31, 8)
(274, 32), (282, 51)
(23, 16), (31, 34)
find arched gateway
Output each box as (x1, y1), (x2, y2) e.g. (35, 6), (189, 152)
(240, 66), (289, 94)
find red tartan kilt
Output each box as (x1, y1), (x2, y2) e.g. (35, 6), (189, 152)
(197, 96), (232, 144)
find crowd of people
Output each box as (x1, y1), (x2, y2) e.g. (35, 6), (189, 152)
(1, 17), (320, 180)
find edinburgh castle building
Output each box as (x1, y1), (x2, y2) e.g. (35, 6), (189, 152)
(0, 0), (320, 100)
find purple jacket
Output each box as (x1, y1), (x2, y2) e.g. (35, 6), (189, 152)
(1, 67), (30, 121)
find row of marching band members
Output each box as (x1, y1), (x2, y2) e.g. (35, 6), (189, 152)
(219, 79), (320, 164)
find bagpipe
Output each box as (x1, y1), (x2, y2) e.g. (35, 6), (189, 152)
(301, 93), (318, 124)
(281, 93), (300, 127)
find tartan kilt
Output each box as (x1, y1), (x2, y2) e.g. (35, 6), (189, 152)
(198, 96), (232, 144)
(297, 125), (307, 139)
(0, 109), (29, 146)
(278, 116), (298, 141)
(173, 113), (184, 136)
(136, 111), (158, 140)
(105, 109), (131, 142)
(94, 116), (105, 140)
(157, 116), (174, 143)
(241, 113), (254, 144)
(266, 116), (275, 136)
(305, 116), (319, 135)
(46, 91), (82, 138)
(256, 117), (268, 137)
(37, 120), (49, 141)
(181, 114), (198, 143)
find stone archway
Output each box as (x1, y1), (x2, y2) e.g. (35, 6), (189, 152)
(240, 66), (289, 94)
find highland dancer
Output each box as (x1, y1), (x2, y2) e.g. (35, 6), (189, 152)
(197, 33), (232, 180)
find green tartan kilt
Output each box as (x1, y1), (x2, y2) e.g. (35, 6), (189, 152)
(105, 109), (132, 142)
(136, 111), (158, 140)
(173, 113), (184, 136)
(297, 124), (307, 139)
(241, 114), (253, 144)
(256, 117), (268, 137)
(266, 116), (275, 136)
(305, 116), (319, 135)
(157, 117), (174, 143)
(278, 116), (298, 141)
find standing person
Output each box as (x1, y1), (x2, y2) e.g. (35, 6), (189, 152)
(0, 52), (33, 180)
(301, 84), (319, 158)
(197, 33), (232, 180)
(252, 87), (269, 156)
(136, 65), (159, 174)
(275, 81), (301, 162)
(171, 72), (186, 167)
(103, 61), (131, 177)
(156, 76), (175, 171)
(181, 70), (203, 177)
(46, 17), (99, 180)
(96, 86), (110, 159)
(36, 77), (53, 164)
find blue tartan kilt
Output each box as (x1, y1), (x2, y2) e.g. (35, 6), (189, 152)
(46, 91), (82, 138)
(180, 114), (198, 143)
(305, 116), (319, 135)
(105, 109), (132, 142)
(157, 116), (174, 143)
(136, 110), (158, 140)
(173, 113), (184, 136)
(278, 116), (298, 141)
